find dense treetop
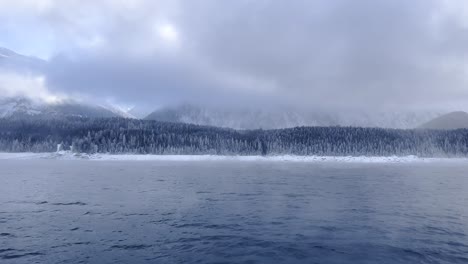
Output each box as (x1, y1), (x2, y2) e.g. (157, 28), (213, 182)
(0, 118), (467, 157)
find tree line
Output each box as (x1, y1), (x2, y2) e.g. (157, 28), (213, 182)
(0, 117), (467, 157)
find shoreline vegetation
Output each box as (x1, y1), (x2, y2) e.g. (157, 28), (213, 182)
(1, 118), (468, 157)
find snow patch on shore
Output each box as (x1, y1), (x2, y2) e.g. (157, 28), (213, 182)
(0, 151), (466, 163)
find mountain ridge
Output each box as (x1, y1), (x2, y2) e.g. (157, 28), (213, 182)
(0, 47), (462, 128)
(0, 47), (45, 74)
(0, 97), (124, 119)
(419, 111), (468, 130)
(1, 47), (138, 120)
(145, 104), (442, 130)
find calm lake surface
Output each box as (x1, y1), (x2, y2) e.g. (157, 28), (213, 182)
(1, 160), (468, 264)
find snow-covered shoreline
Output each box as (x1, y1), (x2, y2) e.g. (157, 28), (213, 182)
(0, 152), (467, 163)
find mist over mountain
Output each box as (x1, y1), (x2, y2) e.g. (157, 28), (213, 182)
(0, 97), (122, 119)
(0, 46), (465, 129)
(0, 47), (45, 74)
(1, 45), (447, 128)
(419, 112), (468, 130)
(3, 0), (468, 118)
(0, 45), (455, 129)
(145, 104), (441, 130)
(0, 47), (132, 119)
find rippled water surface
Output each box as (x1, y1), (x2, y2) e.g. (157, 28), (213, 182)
(1, 160), (468, 264)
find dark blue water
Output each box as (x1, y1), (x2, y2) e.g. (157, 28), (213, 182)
(1, 160), (468, 264)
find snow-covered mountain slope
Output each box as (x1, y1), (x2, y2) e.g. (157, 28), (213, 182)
(126, 106), (153, 119)
(100, 104), (136, 119)
(0, 47), (131, 119)
(419, 111), (468, 130)
(0, 97), (124, 119)
(0, 97), (42, 118)
(145, 104), (441, 129)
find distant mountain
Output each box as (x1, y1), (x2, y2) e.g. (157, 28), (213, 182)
(100, 104), (136, 119)
(0, 97), (123, 119)
(0, 47), (128, 120)
(419, 111), (468, 130)
(145, 104), (440, 129)
(0, 47), (449, 128)
(0, 47), (45, 74)
(126, 106), (153, 119)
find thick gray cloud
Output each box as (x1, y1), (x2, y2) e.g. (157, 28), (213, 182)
(2, 0), (468, 110)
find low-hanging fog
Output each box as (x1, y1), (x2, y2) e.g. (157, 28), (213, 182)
(1, 0), (468, 114)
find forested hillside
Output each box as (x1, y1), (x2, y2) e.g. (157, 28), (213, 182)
(0, 118), (467, 157)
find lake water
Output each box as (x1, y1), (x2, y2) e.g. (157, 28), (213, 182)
(1, 160), (468, 263)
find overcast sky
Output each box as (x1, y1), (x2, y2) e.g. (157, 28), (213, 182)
(1, 0), (468, 111)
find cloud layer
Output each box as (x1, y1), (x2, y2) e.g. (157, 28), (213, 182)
(2, 0), (468, 111)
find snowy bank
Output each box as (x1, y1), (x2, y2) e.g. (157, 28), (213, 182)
(0, 152), (467, 163)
